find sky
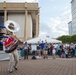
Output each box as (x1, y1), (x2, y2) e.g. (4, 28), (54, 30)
(0, 0), (72, 38)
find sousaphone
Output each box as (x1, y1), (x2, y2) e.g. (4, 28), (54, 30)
(5, 20), (20, 33)
(4, 20), (20, 53)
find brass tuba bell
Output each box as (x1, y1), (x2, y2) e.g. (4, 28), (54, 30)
(4, 20), (20, 33)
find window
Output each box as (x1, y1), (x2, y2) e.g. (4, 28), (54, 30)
(0, 13), (4, 51)
(0, 13), (4, 26)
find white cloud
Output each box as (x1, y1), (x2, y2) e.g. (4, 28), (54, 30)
(39, 7), (72, 38)
(39, 31), (47, 36)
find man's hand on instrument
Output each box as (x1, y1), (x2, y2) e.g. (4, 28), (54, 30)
(14, 35), (22, 43)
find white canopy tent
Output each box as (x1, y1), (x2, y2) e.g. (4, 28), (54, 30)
(27, 36), (62, 43)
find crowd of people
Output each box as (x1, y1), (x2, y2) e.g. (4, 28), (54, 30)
(1, 23), (76, 73)
(20, 41), (76, 59)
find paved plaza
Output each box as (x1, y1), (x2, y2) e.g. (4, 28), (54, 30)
(0, 56), (76, 75)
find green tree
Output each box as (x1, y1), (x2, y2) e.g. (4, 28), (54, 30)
(57, 35), (71, 43)
(71, 34), (76, 43)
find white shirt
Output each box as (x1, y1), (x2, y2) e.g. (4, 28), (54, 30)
(24, 45), (29, 50)
(52, 49), (56, 54)
(31, 44), (37, 51)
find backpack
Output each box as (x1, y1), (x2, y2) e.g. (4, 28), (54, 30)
(31, 56), (36, 60)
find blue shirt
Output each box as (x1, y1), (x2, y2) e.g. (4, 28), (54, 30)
(39, 43), (45, 49)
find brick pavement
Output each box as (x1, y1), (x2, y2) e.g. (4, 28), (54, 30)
(0, 57), (76, 75)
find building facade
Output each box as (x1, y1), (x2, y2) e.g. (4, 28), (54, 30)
(68, 21), (72, 35)
(0, 1), (39, 41)
(69, 0), (76, 35)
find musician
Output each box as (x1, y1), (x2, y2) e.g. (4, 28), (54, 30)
(3, 32), (20, 73)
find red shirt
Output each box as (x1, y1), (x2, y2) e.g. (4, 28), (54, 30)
(50, 45), (54, 50)
(4, 37), (15, 47)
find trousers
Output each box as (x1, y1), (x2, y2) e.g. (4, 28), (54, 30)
(24, 49), (28, 59)
(8, 49), (19, 71)
(53, 54), (55, 59)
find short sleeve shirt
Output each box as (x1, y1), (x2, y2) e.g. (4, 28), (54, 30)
(4, 37), (15, 47)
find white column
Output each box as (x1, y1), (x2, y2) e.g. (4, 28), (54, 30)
(28, 14), (32, 39)
(4, 9), (7, 22)
(36, 14), (39, 37)
(24, 10), (28, 41)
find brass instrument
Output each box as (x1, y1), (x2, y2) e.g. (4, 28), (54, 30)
(4, 20), (20, 53)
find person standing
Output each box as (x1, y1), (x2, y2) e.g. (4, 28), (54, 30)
(37, 41), (41, 58)
(74, 45), (76, 57)
(3, 32), (21, 73)
(50, 44), (54, 55)
(23, 42), (29, 59)
(39, 41), (45, 56)
(52, 48), (56, 59)
(43, 42), (48, 59)
(31, 43), (37, 56)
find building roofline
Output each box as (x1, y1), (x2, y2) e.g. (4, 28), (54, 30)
(0, 1), (38, 4)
